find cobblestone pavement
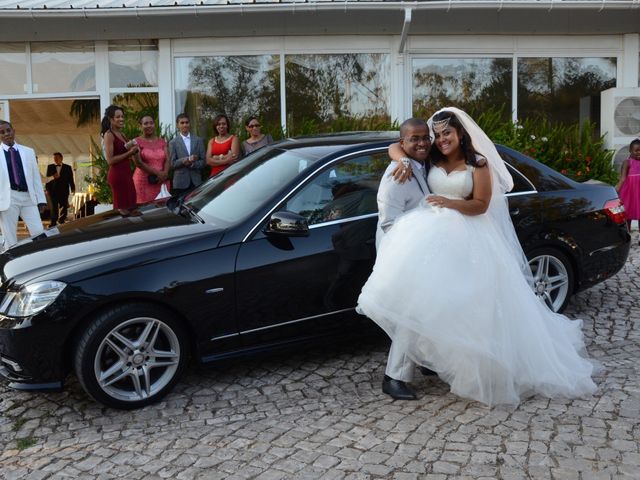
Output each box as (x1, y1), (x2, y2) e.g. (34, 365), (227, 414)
(1, 234), (639, 480)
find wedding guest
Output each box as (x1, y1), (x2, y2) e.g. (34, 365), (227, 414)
(45, 152), (75, 226)
(241, 116), (273, 156)
(101, 105), (139, 216)
(0, 120), (46, 250)
(133, 115), (170, 203)
(168, 113), (206, 197)
(616, 138), (640, 232)
(206, 114), (240, 177)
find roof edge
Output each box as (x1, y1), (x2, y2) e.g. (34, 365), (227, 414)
(1, 1), (638, 18)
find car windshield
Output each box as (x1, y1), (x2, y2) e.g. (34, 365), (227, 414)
(182, 146), (323, 227)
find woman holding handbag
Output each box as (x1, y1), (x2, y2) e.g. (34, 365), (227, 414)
(133, 115), (171, 203)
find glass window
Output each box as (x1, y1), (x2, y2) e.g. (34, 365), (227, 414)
(412, 58), (512, 120)
(517, 57), (616, 128)
(109, 40), (158, 88)
(31, 42), (95, 93)
(174, 55), (280, 140)
(0, 43), (27, 94)
(285, 54), (390, 134)
(286, 152), (388, 225)
(186, 146), (320, 227)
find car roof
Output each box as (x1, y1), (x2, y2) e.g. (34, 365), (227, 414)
(275, 131), (400, 149)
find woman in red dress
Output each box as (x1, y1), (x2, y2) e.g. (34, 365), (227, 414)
(206, 114), (241, 177)
(133, 115), (170, 203)
(101, 105), (139, 216)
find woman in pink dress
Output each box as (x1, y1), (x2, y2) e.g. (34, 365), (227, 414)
(101, 105), (139, 216)
(133, 115), (170, 203)
(616, 138), (640, 231)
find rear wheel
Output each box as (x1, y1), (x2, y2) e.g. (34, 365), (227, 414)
(527, 248), (574, 313)
(74, 303), (189, 409)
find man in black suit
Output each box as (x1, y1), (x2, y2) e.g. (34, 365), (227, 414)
(46, 152), (75, 227)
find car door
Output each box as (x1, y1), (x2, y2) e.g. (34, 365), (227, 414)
(234, 149), (389, 347)
(502, 156), (544, 252)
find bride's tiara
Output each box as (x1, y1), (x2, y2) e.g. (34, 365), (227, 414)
(432, 117), (451, 133)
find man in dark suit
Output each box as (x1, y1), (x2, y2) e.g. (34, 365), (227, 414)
(45, 152), (75, 227)
(168, 113), (206, 197)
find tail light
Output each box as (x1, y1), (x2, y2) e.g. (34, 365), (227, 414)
(604, 199), (626, 225)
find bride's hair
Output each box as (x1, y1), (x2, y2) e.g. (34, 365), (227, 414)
(430, 111), (484, 168)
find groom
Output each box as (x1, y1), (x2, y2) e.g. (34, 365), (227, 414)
(377, 117), (432, 400)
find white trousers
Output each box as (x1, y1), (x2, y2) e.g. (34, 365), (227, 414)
(0, 190), (44, 251)
(385, 340), (415, 382)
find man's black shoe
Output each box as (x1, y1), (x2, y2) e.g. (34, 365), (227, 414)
(382, 375), (417, 400)
(419, 366), (437, 376)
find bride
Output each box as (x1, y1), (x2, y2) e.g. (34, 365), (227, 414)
(357, 107), (597, 406)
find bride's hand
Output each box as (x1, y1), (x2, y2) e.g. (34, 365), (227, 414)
(426, 195), (450, 209)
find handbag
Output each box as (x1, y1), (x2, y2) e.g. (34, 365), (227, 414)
(148, 174), (159, 184)
(155, 183), (171, 200)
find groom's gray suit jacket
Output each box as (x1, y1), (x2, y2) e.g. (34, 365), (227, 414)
(376, 160), (430, 249)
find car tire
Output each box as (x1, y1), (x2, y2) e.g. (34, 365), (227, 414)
(526, 247), (574, 313)
(74, 303), (189, 409)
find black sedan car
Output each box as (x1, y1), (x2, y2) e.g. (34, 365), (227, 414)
(0, 133), (630, 409)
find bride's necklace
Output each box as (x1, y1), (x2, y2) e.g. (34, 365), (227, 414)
(442, 157), (466, 174)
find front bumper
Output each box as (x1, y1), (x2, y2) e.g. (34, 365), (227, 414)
(0, 314), (67, 388)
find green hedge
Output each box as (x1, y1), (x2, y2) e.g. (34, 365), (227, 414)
(472, 107), (617, 185)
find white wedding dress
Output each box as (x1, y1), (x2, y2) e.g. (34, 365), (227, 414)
(357, 164), (597, 406)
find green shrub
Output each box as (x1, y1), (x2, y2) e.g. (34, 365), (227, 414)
(473, 107), (617, 185)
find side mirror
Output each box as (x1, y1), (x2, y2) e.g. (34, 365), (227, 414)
(265, 211), (309, 237)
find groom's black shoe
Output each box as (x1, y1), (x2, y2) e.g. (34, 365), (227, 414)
(382, 375), (417, 400)
(419, 366), (438, 376)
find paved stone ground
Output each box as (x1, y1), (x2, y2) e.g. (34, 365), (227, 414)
(1, 233), (639, 480)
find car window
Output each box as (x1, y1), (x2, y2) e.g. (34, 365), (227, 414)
(506, 163), (536, 194)
(184, 147), (322, 227)
(286, 152), (389, 225)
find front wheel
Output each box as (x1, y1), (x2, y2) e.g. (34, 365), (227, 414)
(74, 303), (189, 409)
(526, 248), (574, 313)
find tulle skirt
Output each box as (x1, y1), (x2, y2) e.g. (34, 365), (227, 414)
(357, 203), (597, 406)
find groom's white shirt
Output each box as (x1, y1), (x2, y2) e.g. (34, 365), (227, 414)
(376, 158), (430, 249)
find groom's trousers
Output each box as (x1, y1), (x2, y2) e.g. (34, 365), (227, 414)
(385, 340), (415, 382)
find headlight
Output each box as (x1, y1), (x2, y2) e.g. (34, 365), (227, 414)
(0, 281), (66, 317)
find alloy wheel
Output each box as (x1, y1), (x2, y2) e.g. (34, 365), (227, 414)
(93, 317), (181, 403)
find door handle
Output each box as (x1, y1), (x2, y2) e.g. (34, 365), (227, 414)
(509, 208), (520, 216)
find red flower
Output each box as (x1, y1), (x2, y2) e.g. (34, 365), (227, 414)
(561, 169), (568, 174)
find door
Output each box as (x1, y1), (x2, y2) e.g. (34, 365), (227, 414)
(234, 149), (389, 346)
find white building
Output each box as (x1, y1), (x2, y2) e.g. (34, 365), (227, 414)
(0, 0), (639, 187)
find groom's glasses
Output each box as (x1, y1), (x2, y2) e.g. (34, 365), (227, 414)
(403, 135), (432, 144)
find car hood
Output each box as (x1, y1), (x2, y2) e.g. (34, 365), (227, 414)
(0, 204), (224, 286)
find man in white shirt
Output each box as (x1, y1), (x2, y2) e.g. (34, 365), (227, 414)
(168, 113), (206, 196)
(0, 120), (46, 251)
(376, 118), (432, 400)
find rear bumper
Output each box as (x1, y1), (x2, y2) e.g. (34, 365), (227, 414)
(577, 228), (631, 292)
